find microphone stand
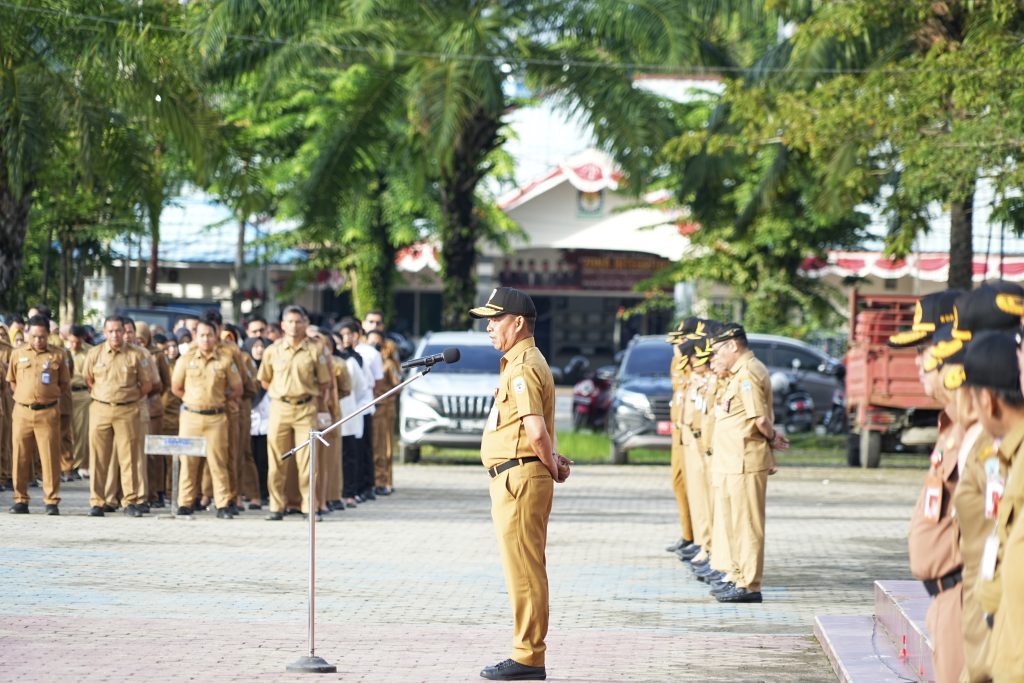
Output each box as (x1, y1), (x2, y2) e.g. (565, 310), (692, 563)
(282, 366), (434, 674)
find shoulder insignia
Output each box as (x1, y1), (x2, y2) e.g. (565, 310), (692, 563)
(741, 379), (752, 392)
(513, 376), (526, 394)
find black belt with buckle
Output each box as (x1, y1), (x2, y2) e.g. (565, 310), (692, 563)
(183, 406), (226, 416)
(18, 401), (57, 411)
(277, 396), (313, 405)
(92, 399), (138, 407)
(488, 456), (541, 478)
(71, 386), (89, 392)
(923, 569), (962, 597)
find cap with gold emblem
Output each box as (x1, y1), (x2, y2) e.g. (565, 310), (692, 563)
(925, 324), (965, 373)
(710, 322), (746, 345)
(887, 290), (961, 348)
(469, 287), (537, 319)
(950, 281), (1024, 342)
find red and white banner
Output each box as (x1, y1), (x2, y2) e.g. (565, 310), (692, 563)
(801, 251), (1024, 282)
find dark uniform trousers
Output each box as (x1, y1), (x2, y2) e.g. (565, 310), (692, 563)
(11, 404), (62, 505)
(489, 459), (553, 668)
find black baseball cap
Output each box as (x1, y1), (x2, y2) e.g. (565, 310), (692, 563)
(926, 324), (965, 372)
(960, 330), (1020, 393)
(469, 287), (537, 319)
(951, 281), (1024, 341)
(710, 322), (746, 345)
(888, 290), (961, 348)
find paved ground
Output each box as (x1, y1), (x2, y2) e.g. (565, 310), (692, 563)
(0, 459), (923, 682)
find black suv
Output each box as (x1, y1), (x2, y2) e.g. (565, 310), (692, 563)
(608, 335), (674, 463)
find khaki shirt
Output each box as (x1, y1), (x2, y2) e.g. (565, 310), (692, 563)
(907, 413), (963, 581)
(82, 342), (150, 403)
(699, 375), (720, 456)
(162, 356), (182, 433)
(711, 350), (774, 474)
(69, 344), (91, 389)
(220, 341), (255, 402)
(5, 344), (70, 405)
(329, 357), (352, 420)
(0, 340), (12, 414)
(256, 338), (330, 400)
(172, 346), (240, 410)
(480, 337), (554, 469)
(987, 419), (1024, 678)
(954, 428), (999, 592)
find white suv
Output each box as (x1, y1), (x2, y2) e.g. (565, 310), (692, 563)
(397, 331), (504, 462)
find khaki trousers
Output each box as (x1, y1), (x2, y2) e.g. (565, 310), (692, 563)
(489, 460), (553, 668)
(70, 390), (91, 470)
(11, 404), (61, 505)
(682, 435), (712, 549)
(178, 411), (231, 509)
(723, 470), (768, 592)
(961, 564), (993, 683)
(0, 392), (13, 482)
(110, 403), (149, 505)
(267, 400), (318, 514)
(709, 471), (735, 577)
(373, 403), (395, 488)
(58, 392), (73, 473)
(226, 400), (240, 503)
(146, 413), (166, 501)
(926, 583), (965, 683)
(669, 430), (693, 542)
(89, 402), (141, 507)
(239, 398), (260, 501)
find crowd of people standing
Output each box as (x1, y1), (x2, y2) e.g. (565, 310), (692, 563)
(0, 304), (402, 522)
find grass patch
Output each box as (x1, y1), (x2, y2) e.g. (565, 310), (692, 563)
(416, 429), (926, 469)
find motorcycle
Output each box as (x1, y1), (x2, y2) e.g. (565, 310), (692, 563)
(572, 365), (616, 431)
(771, 361), (815, 434)
(820, 365), (847, 435)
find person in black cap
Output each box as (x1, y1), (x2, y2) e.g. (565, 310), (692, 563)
(888, 290), (963, 349)
(665, 334), (695, 556)
(470, 287), (571, 682)
(704, 322), (788, 603)
(962, 330), (1024, 681)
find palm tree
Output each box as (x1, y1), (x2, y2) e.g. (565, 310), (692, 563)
(196, 0), (739, 328)
(0, 0), (217, 304)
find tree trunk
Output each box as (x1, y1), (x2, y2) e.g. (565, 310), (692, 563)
(0, 180), (33, 308)
(436, 110), (502, 330)
(353, 176), (396, 321)
(232, 214), (245, 323)
(948, 194), (974, 291)
(148, 209), (160, 297)
(42, 223), (54, 303)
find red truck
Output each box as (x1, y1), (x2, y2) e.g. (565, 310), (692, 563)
(844, 290), (941, 467)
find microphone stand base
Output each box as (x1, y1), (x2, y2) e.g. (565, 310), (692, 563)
(286, 655), (337, 674)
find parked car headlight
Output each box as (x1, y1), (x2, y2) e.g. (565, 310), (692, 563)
(618, 390), (651, 414)
(405, 388), (441, 412)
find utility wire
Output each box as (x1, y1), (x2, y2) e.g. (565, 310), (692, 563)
(2, 0), (1024, 77)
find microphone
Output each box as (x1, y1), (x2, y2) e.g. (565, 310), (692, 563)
(401, 347), (461, 370)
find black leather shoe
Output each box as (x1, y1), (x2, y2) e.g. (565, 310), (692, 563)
(689, 558), (710, 572)
(124, 504), (143, 518)
(301, 512), (324, 522)
(152, 495), (166, 509)
(137, 502), (150, 514)
(88, 506), (105, 517)
(247, 502), (262, 510)
(216, 507), (234, 519)
(665, 538), (690, 553)
(228, 503), (241, 516)
(715, 586), (763, 603)
(375, 486), (392, 496)
(265, 511), (284, 521)
(103, 504), (118, 513)
(176, 506), (193, 516)
(710, 581), (736, 596)
(9, 502), (29, 514)
(678, 544), (702, 561)
(480, 658), (547, 681)
(45, 504), (60, 516)
(362, 488), (376, 501)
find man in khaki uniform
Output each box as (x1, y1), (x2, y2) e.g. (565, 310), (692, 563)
(666, 331), (694, 554)
(66, 326), (92, 478)
(962, 328), (1024, 680)
(113, 317), (160, 512)
(368, 332), (400, 495)
(680, 334), (715, 567)
(257, 305), (331, 521)
(707, 323), (788, 603)
(470, 287), (572, 682)
(0, 324), (13, 491)
(172, 319), (242, 518)
(6, 316), (70, 515)
(82, 316), (152, 517)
